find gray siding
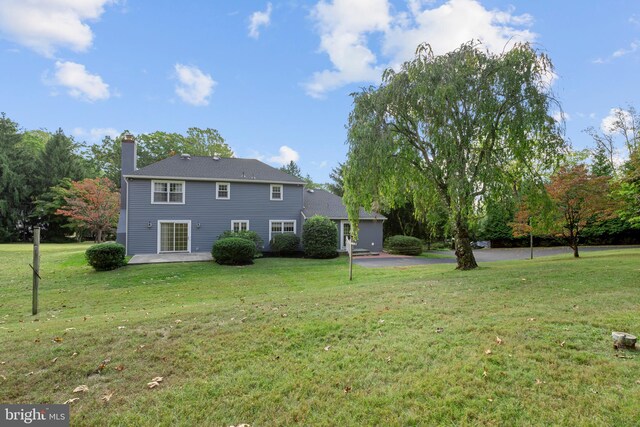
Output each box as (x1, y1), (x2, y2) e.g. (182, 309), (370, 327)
(126, 178), (304, 255)
(333, 219), (384, 252)
(356, 220), (384, 252)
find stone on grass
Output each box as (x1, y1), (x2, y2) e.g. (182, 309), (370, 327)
(612, 331), (637, 349)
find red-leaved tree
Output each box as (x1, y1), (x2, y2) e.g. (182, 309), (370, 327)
(512, 165), (617, 257)
(56, 177), (120, 242)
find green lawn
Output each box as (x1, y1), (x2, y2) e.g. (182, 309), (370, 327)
(1, 244), (639, 426)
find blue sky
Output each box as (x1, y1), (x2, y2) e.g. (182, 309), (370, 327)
(0, 0), (638, 182)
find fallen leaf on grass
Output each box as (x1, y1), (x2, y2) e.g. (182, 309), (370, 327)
(117, 326), (126, 330)
(71, 352), (78, 357)
(435, 327), (444, 333)
(51, 357), (58, 364)
(53, 337), (63, 343)
(343, 386), (352, 394)
(496, 337), (503, 345)
(26, 372), (34, 376)
(63, 398), (79, 404)
(101, 392), (114, 403)
(560, 341), (565, 347)
(378, 319), (385, 324)
(0, 375), (6, 380)
(147, 381), (160, 389)
(386, 356), (392, 363)
(151, 377), (163, 382)
(34, 339), (40, 343)
(527, 318), (536, 322)
(73, 385), (89, 393)
(635, 379), (640, 385)
(0, 361), (5, 365)
(64, 328), (76, 332)
(324, 345), (331, 351)
(281, 313), (288, 318)
(485, 349), (492, 355)
(487, 398), (493, 402)
(114, 365), (125, 371)
(175, 319), (182, 324)
(535, 379), (545, 385)
(229, 424), (251, 427)
(483, 369), (488, 378)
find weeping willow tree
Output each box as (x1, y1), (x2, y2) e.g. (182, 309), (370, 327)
(344, 41), (565, 270)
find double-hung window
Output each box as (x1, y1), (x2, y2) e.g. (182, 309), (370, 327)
(216, 182), (230, 200)
(270, 184), (283, 201)
(152, 180), (184, 204)
(231, 220), (249, 232)
(269, 220), (296, 242)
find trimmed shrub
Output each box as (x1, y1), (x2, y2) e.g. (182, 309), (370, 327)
(385, 235), (423, 255)
(85, 242), (126, 271)
(270, 233), (300, 256)
(217, 230), (264, 251)
(303, 215), (338, 259)
(212, 237), (255, 265)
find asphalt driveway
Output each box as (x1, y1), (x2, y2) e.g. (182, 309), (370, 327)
(353, 245), (639, 268)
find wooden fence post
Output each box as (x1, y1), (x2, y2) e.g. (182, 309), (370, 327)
(32, 227), (40, 315)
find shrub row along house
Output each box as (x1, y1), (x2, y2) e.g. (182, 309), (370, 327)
(115, 134), (385, 255)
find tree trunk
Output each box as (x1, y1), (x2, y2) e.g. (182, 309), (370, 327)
(96, 229), (103, 243)
(454, 221), (478, 270)
(572, 244), (579, 258)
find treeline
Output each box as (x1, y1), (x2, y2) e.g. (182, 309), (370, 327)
(326, 106), (640, 249)
(0, 113), (233, 242)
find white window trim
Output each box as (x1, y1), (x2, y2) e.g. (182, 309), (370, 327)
(216, 182), (230, 200)
(340, 220), (353, 251)
(231, 220), (250, 232)
(268, 219), (296, 242)
(157, 220), (191, 254)
(151, 180), (186, 205)
(270, 184), (283, 201)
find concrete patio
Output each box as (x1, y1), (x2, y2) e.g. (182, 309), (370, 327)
(128, 252), (213, 265)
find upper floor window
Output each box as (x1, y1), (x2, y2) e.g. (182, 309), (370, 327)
(270, 184), (283, 201)
(152, 180), (184, 204)
(216, 182), (230, 200)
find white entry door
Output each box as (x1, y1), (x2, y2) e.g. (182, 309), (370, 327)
(340, 220), (351, 251)
(158, 221), (191, 253)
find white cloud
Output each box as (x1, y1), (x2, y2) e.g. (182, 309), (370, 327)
(248, 3), (272, 39)
(0, 0), (114, 57)
(268, 146), (300, 165)
(601, 108), (634, 134)
(51, 61), (110, 101)
(312, 160), (328, 169)
(174, 64), (216, 106)
(552, 111), (570, 123)
(73, 127), (119, 142)
(305, 0), (536, 98)
(594, 39), (640, 64)
(612, 39), (640, 58)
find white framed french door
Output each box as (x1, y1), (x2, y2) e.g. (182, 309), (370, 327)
(157, 220), (191, 253)
(340, 220), (352, 251)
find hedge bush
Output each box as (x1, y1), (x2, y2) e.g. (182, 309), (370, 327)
(384, 235), (423, 255)
(85, 242), (126, 271)
(302, 215), (338, 258)
(217, 230), (264, 251)
(212, 237), (256, 265)
(270, 233), (300, 256)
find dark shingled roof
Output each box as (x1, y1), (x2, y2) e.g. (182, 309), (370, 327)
(302, 189), (386, 220)
(126, 155), (305, 184)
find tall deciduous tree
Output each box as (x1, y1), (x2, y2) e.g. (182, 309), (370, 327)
(619, 150), (640, 228)
(344, 41), (564, 269)
(91, 128), (234, 187)
(512, 165), (617, 257)
(56, 177), (120, 242)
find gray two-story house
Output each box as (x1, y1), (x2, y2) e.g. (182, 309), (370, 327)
(115, 135), (385, 256)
